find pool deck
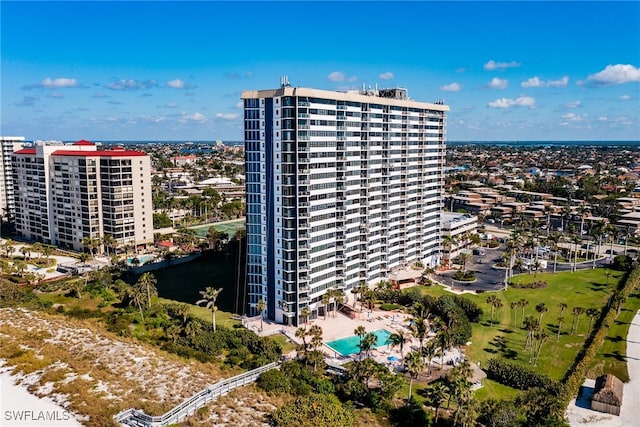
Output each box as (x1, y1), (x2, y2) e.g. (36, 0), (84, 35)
(244, 305), (425, 366)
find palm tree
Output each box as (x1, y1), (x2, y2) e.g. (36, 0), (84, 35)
(331, 287), (345, 318)
(136, 272), (158, 308)
(486, 295), (500, 327)
(557, 316), (564, 342)
(586, 308), (599, 333)
(129, 284), (147, 321)
(523, 315), (539, 351)
(295, 327), (309, 358)
(571, 306), (584, 334)
(519, 299), (529, 328)
(442, 234), (458, 267)
(559, 302), (567, 318)
(458, 251), (471, 275)
(321, 292), (330, 320)
(102, 234), (117, 258)
(300, 306), (312, 327)
(360, 332), (378, 359)
(422, 340), (438, 375)
(196, 287), (223, 331)
(426, 381), (449, 422)
(404, 351), (425, 402)
(547, 232), (561, 273)
(535, 302), (548, 325)
(82, 236), (99, 259)
(354, 326), (366, 358)
(532, 330), (548, 366)
(510, 301), (518, 330)
(256, 299), (266, 331)
(387, 330), (410, 359)
(41, 245), (53, 263)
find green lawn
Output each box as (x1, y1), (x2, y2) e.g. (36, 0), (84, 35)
(421, 268), (626, 383)
(592, 287), (640, 382)
(156, 297), (240, 329)
(190, 219), (245, 238)
(141, 250), (245, 315)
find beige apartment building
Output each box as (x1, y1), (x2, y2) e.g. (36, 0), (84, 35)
(12, 140), (152, 252)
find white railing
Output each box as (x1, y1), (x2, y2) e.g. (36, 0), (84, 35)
(114, 362), (279, 426)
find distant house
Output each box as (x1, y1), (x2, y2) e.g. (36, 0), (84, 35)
(591, 374), (623, 416)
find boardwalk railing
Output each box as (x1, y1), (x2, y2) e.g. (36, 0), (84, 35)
(114, 362), (278, 427)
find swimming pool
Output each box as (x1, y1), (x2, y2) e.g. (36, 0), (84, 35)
(325, 329), (392, 357)
(127, 254), (156, 266)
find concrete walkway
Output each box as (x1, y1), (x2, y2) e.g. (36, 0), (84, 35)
(566, 309), (640, 426)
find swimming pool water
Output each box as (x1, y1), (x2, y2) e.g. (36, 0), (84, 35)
(325, 329), (392, 356)
(127, 254), (155, 266)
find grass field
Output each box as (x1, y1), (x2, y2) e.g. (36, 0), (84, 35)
(422, 268), (627, 383)
(190, 219), (245, 238)
(140, 249), (246, 315)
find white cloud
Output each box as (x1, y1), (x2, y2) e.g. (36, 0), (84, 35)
(483, 60), (521, 71)
(587, 64), (640, 85)
(561, 113), (585, 122)
(522, 76), (569, 88)
(488, 96), (536, 108)
(215, 113), (239, 120)
(440, 82), (462, 92)
(455, 67), (466, 73)
(521, 77), (544, 88)
(379, 72), (394, 80)
(235, 101), (244, 109)
(22, 77), (79, 90)
(327, 72), (357, 83)
(41, 77), (78, 88)
(166, 79), (185, 89)
(487, 77), (508, 90)
(547, 76), (569, 87)
(620, 94), (631, 100)
(107, 79), (157, 90)
(564, 101), (582, 108)
(327, 71), (346, 82)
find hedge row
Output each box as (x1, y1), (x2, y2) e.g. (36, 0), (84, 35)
(560, 265), (640, 406)
(486, 358), (555, 390)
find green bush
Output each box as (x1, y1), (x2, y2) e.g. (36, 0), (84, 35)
(486, 358), (555, 390)
(257, 369), (291, 394)
(272, 393), (355, 427)
(380, 303), (402, 311)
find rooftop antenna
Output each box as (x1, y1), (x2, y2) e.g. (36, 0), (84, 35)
(280, 75), (291, 88)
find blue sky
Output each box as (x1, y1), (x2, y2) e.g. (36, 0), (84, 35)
(2, 1), (639, 141)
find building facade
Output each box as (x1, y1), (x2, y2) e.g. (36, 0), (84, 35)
(12, 140), (152, 252)
(0, 136), (26, 222)
(441, 212), (479, 264)
(242, 83), (448, 325)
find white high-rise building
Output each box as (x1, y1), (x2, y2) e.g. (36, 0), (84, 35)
(12, 140), (152, 252)
(0, 136), (26, 223)
(242, 82), (448, 325)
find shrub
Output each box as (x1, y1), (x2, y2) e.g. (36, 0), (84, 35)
(450, 295), (483, 322)
(271, 393), (355, 427)
(257, 368), (291, 394)
(611, 255), (633, 272)
(380, 303), (402, 311)
(486, 358), (554, 390)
